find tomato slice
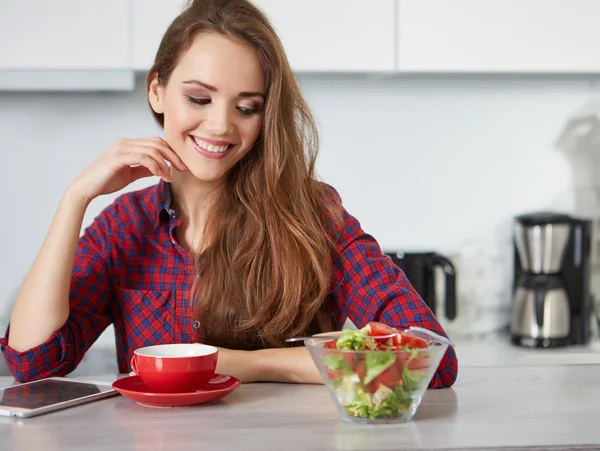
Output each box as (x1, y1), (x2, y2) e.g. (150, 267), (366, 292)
(323, 339), (338, 349)
(367, 321), (398, 336)
(390, 333), (429, 349)
(367, 323), (432, 350)
(407, 356), (430, 370)
(405, 336), (429, 349)
(392, 332), (409, 347)
(364, 360), (403, 392)
(367, 322), (400, 345)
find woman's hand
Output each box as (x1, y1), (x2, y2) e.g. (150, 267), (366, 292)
(68, 137), (187, 204)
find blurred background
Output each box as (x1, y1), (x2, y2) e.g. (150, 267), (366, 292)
(2, 0), (600, 374)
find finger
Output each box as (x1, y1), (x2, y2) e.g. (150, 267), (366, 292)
(129, 165), (154, 182)
(117, 137), (187, 173)
(138, 138), (188, 172)
(140, 154), (170, 181)
(142, 148), (172, 180)
(123, 148), (171, 181)
(117, 153), (163, 179)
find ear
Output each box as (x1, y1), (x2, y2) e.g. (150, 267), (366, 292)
(148, 72), (165, 114)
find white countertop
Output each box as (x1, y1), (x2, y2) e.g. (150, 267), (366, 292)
(1, 365), (600, 451)
(453, 333), (600, 367)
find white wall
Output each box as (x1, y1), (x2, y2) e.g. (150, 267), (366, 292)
(0, 75), (594, 347)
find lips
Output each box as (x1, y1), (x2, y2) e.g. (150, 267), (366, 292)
(189, 135), (235, 160)
(190, 135), (232, 153)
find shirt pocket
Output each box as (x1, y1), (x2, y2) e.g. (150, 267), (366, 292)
(115, 287), (175, 350)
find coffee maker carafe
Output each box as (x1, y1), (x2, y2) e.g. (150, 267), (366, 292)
(510, 212), (593, 347)
(385, 252), (457, 321)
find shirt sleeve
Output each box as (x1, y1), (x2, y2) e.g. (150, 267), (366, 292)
(325, 185), (458, 389)
(0, 203), (117, 382)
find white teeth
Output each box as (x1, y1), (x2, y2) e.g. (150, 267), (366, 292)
(192, 136), (230, 153)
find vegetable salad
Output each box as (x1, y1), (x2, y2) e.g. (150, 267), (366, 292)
(321, 322), (432, 421)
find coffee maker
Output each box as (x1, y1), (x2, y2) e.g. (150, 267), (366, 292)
(510, 212), (593, 347)
(385, 252), (457, 321)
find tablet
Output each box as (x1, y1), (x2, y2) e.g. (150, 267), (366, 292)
(0, 377), (118, 418)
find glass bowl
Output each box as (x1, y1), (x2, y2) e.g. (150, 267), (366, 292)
(305, 327), (450, 424)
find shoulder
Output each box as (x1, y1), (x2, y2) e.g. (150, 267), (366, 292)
(316, 181), (363, 245)
(318, 181), (343, 206)
(317, 181), (347, 223)
(316, 181), (343, 226)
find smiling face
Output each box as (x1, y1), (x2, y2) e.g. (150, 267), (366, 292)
(148, 32), (265, 184)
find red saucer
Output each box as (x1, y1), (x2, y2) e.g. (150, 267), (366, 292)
(112, 374), (241, 408)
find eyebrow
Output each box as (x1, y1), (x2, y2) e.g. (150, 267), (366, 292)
(182, 79), (265, 100)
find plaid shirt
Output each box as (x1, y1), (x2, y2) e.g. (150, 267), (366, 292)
(1, 181), (457, 387)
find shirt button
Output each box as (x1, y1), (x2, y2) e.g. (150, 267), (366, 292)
(167, 208), (177, 216)
(192, 321), (200, 329)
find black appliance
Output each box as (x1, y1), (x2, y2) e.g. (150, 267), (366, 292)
(385, 251), (457, 320)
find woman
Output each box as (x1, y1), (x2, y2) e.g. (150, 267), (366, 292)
(1, 0), (457, 387)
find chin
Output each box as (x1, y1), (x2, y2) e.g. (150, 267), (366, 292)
(186, 166), (229, 184)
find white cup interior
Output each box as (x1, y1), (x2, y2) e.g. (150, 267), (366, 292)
(134, 343), (217, 358)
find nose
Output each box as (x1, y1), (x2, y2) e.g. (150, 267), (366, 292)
(204, 103), (233, 136)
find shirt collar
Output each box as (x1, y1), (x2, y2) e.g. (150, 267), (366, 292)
(156, 179), (173, 224)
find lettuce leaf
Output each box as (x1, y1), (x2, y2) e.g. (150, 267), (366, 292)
(345, 385), (412, 420)
(335, 328), (371, 351)
(402, 349), (428, 392)
(323, 354), (353, 375)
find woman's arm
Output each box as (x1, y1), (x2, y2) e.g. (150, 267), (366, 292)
(8, 189), (89, 351)
(331, 234), (458, 388)
(323, 184), (458, 388)
(216, 346), (322, 384)
(2, 137), (186, 382)
(0, 197), (115, 382)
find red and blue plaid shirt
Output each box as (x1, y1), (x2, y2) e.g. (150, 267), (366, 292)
(1, 181), (457, 387)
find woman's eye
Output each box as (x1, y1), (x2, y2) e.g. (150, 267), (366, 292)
(186, 96), (210, 106)
(237, 106), (260, 116)
(185, 96), (261, 116)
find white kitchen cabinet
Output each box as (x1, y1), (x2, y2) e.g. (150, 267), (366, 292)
(397, 0), (600, 73)
(132, 0), (395, 73)
(254, 0), (395, 72)
(133, 0), (189, 71)
(0, 0), (131, 70)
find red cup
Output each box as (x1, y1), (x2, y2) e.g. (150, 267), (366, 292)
(130, 344), (218, 393)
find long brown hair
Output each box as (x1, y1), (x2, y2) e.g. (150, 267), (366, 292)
(147, 0), (342, 349)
